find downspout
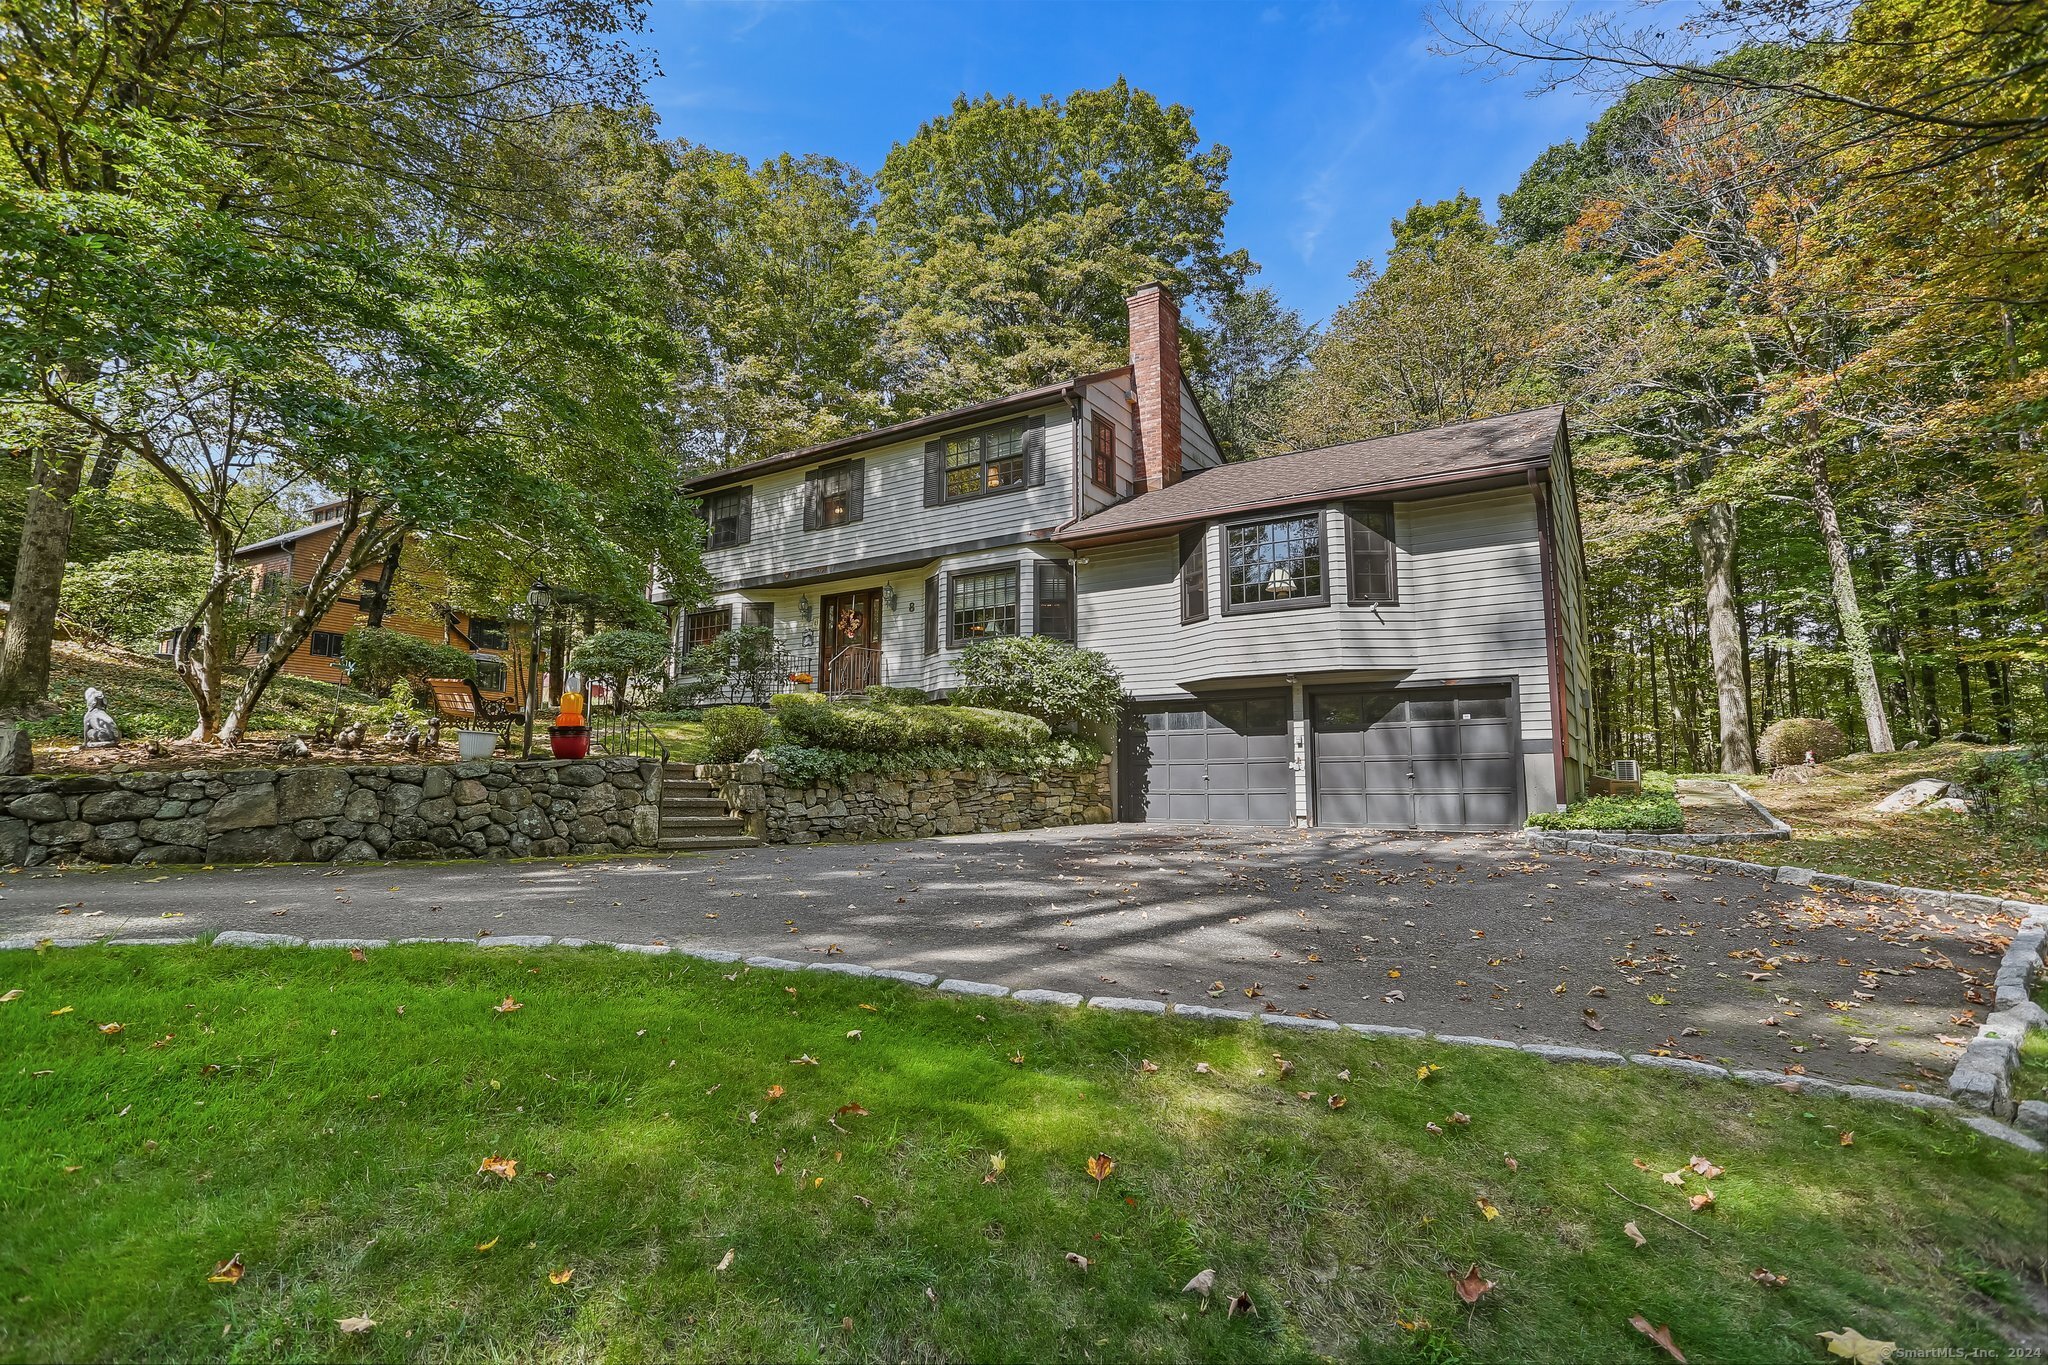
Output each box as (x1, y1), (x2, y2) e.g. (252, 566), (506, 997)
(1531, 470), (1569, 811)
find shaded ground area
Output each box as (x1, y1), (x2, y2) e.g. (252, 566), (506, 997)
(1674, 778), (1776, 835)
(1711, 744), (2048, 900)
(1, 826), (2023, 1088)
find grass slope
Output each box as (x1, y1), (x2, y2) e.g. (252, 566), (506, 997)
(3, 946), (2043, 1363)
(1712, 744), (2048, 900)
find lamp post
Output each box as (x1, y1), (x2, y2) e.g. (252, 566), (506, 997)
(520, 577), (552, 759)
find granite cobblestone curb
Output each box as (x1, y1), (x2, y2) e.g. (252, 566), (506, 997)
(1519, 825), (2048, 1132)
(7, 930), (2042, 1153)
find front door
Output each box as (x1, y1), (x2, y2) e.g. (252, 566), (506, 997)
(820, 589), (883, 695)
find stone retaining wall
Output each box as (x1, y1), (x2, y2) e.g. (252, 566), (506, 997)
(0, 757), (664, 867)
(706, 753), (1112, 844)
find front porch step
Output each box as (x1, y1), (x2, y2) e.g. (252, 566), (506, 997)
(660, 814), (749, 833)
(659, 796), (730, 816)
(655, 834), (763, 852)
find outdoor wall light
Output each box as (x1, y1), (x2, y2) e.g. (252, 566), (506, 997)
(884, 584), (898, 610)
(797, 594), (812, 623)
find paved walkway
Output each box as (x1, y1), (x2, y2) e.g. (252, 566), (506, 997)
(0, 826), (2014, 1087)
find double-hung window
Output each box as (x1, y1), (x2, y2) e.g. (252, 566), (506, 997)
(686, 606), (734, 649)
(309, 630), (346, 659)
(1034, 561), (1075, 642)
(1089, 415), (1116, 491)
(924, 418), (1042, 505)
(803, 460), (863, 530)
(1346, 502), (1398, 605)
(1224, 512), (1326, 613)
(948, 567), (1019, 646)
(703, 487), (752, 549)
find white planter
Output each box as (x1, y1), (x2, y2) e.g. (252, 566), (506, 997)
(456, 729), (499, 760)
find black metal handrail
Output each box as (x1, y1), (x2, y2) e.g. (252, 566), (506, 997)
(589, 703), (670, 764)
(824, 643), (882, 697)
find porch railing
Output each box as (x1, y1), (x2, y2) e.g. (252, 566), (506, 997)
(589, 703), (670, 764)
(823, 643), (882, 697)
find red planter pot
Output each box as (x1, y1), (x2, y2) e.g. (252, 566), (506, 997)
(548, 726), (590, 759)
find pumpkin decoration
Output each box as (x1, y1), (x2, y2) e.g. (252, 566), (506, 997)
(554, 691), (586, 728)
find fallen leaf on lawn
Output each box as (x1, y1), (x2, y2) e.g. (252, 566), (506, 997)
(1086, 1153), (1116, 1185)
(1503, 1155), (1518, 1172)
(1448, 1264), (1493, 1304)
(1661, 1169), (1685, 1186)
(336, 1316), (375, 1334)
(492, 997), (522, 1014)
(1632, 1158), (1652, 1171)
(208, 1254), (244, 1285)
(1624, 1221), (1646, 1248)
(477, 1155), (518, 1180)
(1184, 1268), (1215, 1297)
(790, 1054), (818, 1066)
(475, 1237), (498, 1252)
(1065, 1252), (1090, 1270)
(1752, 1268), (1788, 1288)
(983, 1151), (1007, 1184)
(836, 1102), (869, 1118)
(549, 1268), (573, 1285)
(1426, 1122), (1444, 1135)
(1417, 1063), (1440, 1081)
(0, 989), (21, 1003)
(1475, 1197), (1499, 1220)
(1687, 1155), (1723, 1179)
(1138, 1059), (1160, 1073)
(1631, 1315), (1687, 1362)
(766, 1084), (785, 1100)
(1817, 1327), (1898, 1364)
(1840, 1131), (1854, 1146)
(845, 1029), (861, 1040)
(1276, 1057), (1295, 1076)
(1194, 1061), (1213, 1074)
(1448, 1111), (1471, 1125)
(349, 947), (366, 963)
(1328, 1094), (1347, 1109)
(99, 1022), (123, 1035)
(1689, 1190), (1715, 1212)
(925, 1286), (938, 1307)
(715, 1249), (734, 1272)
(1227, 1291), (1255, 1318)
(49, 1006), (71, 1016)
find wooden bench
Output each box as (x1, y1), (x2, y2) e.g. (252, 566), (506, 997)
(426, 678), (525, 739)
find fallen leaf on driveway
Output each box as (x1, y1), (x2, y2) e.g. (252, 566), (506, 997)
(1448, 1264), (1493, 1304)
(208, 1254), (244, 1285)
(336, 1316), (375, 1334)
(1624, 1221), (1646, 1248)
(1630, 1315), (1687, 1362)
(1817, 1327), (1898, 1364)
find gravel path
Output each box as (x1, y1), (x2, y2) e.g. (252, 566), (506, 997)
(0, 825), (2013, 1086)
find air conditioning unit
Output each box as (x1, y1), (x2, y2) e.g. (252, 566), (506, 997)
(1611, 759), (1641, 782)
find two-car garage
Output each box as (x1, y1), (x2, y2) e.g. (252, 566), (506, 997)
(1120, 683), (1524, 832)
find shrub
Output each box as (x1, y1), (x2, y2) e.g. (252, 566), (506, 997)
(953, 636), (1123, 729)
(1953, 747), (2048, 834)
(1527, 792), (1684, 832)
(341, 628), (476, 696)
(864, 685), (928, 706)
(1758, 717), (1851, 769)
(569, 629), (673, 706)
(701, 705), (771, 763)
(769, 693), (1049, 752)
(675, 625), (783, 706)
(764, 738), (1101, 787)
(58, 549), (210, 647)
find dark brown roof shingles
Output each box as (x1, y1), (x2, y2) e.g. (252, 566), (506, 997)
(1059, 405), (1564, 543)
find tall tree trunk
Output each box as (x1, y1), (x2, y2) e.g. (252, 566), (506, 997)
(0, 392), (96, 707)
(1799, 447), (1893, 753)
(1690, 500), (1758, 773)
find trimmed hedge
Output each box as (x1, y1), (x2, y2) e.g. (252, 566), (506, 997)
(701, 705), (770, 763)
(768, 693), (1049, 753)
(765, 739), (1101, 788)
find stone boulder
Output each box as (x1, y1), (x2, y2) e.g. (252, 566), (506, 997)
(1874, 778), (1952, 814)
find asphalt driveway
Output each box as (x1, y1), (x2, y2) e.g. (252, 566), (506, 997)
(0, 825), (2015, 1087)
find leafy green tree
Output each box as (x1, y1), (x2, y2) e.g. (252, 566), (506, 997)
(570, 628), (673, 709)
(1186, 286), (1314, 460)
(873, 80), (1252, 409)
(1388, 190), (1496, 255)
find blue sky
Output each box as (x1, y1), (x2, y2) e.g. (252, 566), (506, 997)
(640, 0), (1607, 326)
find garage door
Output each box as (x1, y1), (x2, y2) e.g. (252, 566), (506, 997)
(1126, 695), (1294, 825)
(1311, 684), (1520, 831)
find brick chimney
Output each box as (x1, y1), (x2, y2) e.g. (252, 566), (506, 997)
(1126, 283), (1183, 491)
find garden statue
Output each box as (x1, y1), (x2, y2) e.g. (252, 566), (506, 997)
(334, 721), (367, 751)
(385, 716), (410, 742)
(403, 726), (424, 755)
(276, 736), (310, 760)
(426, 716), (442, 747)
(81, 688), (119, 747)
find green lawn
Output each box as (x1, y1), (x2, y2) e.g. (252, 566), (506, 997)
(3, 946), (2042, 1364)
(642, 714), (708, 763)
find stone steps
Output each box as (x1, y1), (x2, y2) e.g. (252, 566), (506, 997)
(653, 761), (751, 848)
(655, 834), (762, 851)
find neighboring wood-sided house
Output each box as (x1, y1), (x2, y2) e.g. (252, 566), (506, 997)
(221, 504), (523, 703)
(664, 284), (1593, 831)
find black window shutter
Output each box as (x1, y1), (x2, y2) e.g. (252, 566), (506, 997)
(1023, 416), (1046, 487)
(1348, 502), (1397, 605)
(844, 459), (865, 524)
(735, 488), (752, 546)
(802, 472), (823, 531)
(924, 440), (946, 506)
(923, 574), (939, 656)
(1180, 526), (1208, 623)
